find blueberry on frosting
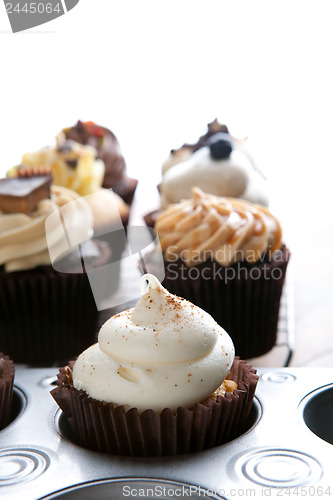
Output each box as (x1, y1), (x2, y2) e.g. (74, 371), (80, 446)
(208, 132), (233, 160)
(160, 120), (269, 208)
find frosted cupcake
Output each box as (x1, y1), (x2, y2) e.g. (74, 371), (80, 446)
(51, 274), (258, 456)
(144, 119), (267, 228)
(8, 141), (130, 281)
(148, 188), (290, 359)
(0, 175), (110, 364)
(8, 139), (130, 234)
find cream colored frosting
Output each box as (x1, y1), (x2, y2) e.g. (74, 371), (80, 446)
(73, 274), (235, 413)
(155, 188), (282, 267)
(160, 145), (268, 208)
(86, 188), (129, 229)
(8, 137), (104, 197)
(161, 146), (193, 175)
(0, 185), (93, 272)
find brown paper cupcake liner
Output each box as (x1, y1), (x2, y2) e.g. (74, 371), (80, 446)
(0, 354), (15, 430)
(95, 216), (129, 255)
(0, 267), (99, 365)
(92, 222), (129, 301)
(143, 209), (161, 229)
(51, 357), (258, 457)
(158, 246), (290, 359)
(105, 177), (138, 206)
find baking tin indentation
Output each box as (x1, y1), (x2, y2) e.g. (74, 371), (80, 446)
(0, 448), (51, 486)
(261, 372), (296, 384)
(237, 448), (322, 488)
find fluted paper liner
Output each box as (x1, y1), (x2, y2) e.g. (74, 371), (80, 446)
(0, 267), (98, 364)
(143, 210), (161, 229)
(155, 246), (291, 359)
(0, 354), (15, 430)
(51, 357), (258, 457)
(107, 177), (138, 206)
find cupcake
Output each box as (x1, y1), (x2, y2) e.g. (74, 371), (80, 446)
(8, 139), (130, 234)
(61, 120), (138, 205)
(8, 140), (130, 277)
(51, 274), (258, 457)
(148, 188), (290, 359)
(0, 354), (15, 430)
(144, 119), (267, 228)
(0, 174), (111, 364)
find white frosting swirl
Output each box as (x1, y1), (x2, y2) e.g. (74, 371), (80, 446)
(73, 274), (235, 413)
(160, 146), (268, 208)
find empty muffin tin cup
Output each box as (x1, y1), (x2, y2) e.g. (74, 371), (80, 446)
(301, 384), (333, 445)
(2, 387), (27, 431)
(39, 479), (225, 500)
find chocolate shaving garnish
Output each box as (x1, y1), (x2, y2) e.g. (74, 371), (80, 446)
(57, 142), (73, 154)
(66, 159), (78, 169)
(57, 140), (83, 168)
(171, 119), (230, 155)
(0, 175), (52, 214)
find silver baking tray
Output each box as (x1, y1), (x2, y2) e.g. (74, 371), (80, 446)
(1, 366), (332, 499)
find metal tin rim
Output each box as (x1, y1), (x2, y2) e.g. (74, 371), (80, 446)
(38, 477), (226, 499)
(298, 383), (333, 445)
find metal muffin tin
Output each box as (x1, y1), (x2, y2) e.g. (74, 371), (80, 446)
(1, 367), (332, 500)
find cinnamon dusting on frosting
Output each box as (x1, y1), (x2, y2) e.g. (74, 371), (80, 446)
(72, 274), (235, 413)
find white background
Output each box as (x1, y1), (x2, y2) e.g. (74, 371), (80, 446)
(0, 0), (333, 365)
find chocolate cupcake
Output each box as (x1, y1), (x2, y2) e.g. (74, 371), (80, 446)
(61, 120), (138, 205)
(148, 188), (290, 359)
(0, 176), (111, 364)
(0, 354), (15, 430)
(51, 274), (258, 457)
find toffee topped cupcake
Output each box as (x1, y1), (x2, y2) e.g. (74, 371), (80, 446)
(150, 188), (290, 359)
(51, 274), (258, 456)
(7, 140), (130, 279)
(8, 139), (130, 233)
(0, 175), (110, 364)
